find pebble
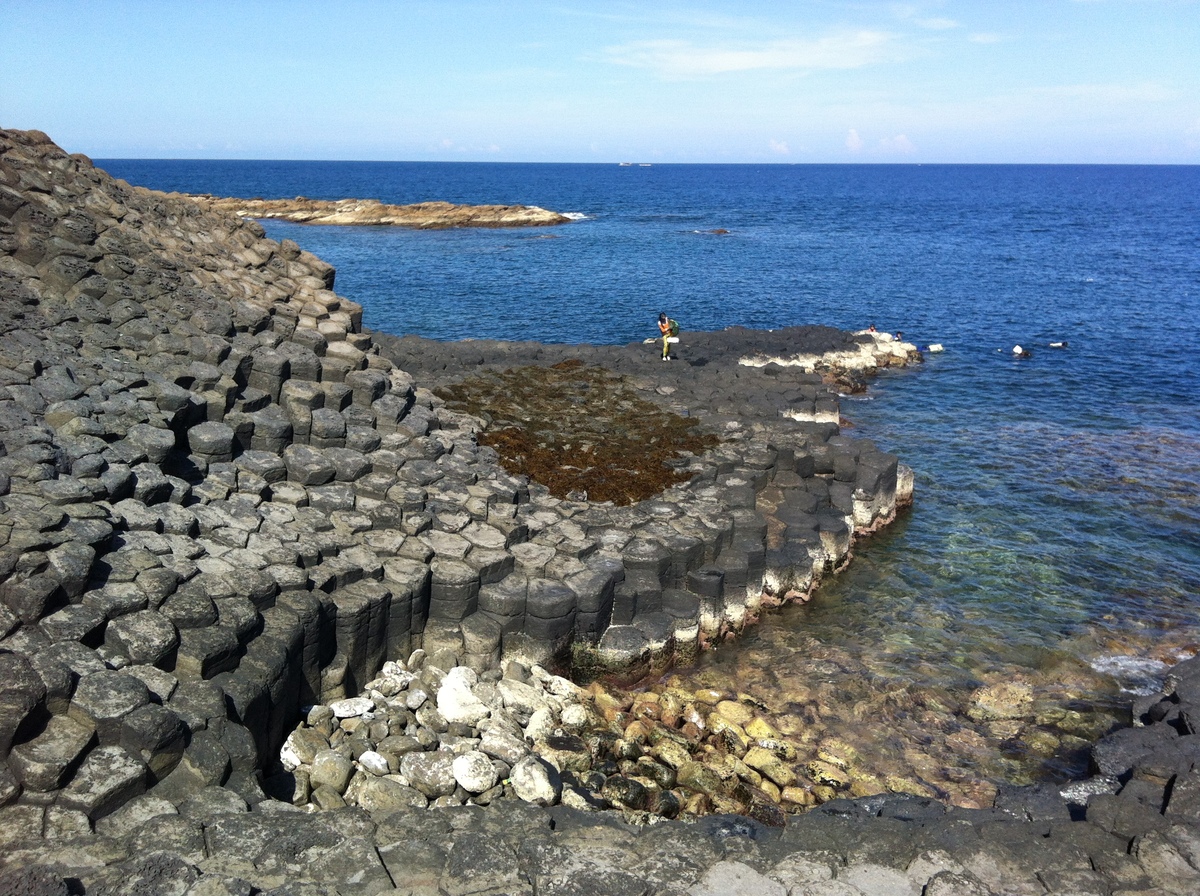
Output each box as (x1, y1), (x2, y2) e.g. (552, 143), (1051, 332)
(328, 697), (376, 719)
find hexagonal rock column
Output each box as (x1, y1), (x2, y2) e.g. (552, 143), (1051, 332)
(67, 670), (151, 746)
(283, 444), (336, 486)
(686, 566), (725, 635)
(524, 578), (578, 644)
(309, 408), (347, 449)
(248, 349), (289, 401)
(565, 560), (620, 644)
(9, 715), (97, 793)
(428, 558), (480, 623)
(119, 703), (187, 782)
(187, 420), (236, 465)
(345, 369), (389, 407)
(57, 745), (148, 821)
(324, 580), (393, 696)
(852, 450), (899, 529)
(281, 380), (325, 443)
(478, 575), (527, 634)
(382, 557), (428, 658)
(621, 538), (672, 582)
(588, 625), (656, 683)
(459, 611), (503, 672)
(104, 609), (179, 666)
(125, 423), (176, 464)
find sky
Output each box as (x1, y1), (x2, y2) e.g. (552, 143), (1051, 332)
(3, 1), (1199, 163)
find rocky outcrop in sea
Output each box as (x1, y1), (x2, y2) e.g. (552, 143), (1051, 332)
(2, 127), (1199, 895)
(183, 195), (572, 228)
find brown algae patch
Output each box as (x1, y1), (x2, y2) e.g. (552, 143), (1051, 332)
(436, 361), (717, 505)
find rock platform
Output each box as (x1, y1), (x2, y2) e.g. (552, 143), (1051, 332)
(2, 127), (1199, 894)
(183, 195), (572, 229)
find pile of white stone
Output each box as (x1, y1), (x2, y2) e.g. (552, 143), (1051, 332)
(277, 649), (599, 815)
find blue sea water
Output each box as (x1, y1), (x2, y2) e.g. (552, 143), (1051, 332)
(102, 159), (1200, 776)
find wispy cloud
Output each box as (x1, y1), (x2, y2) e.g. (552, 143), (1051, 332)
(846, 129), (916, 156)
(968, 32), (1004, 44)
(769, 139), (790, 155)
(916, 17), (959, 30)
(602, 31), (899, 78)
(436, 138), (502, 155)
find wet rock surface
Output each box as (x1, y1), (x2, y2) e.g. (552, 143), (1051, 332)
(1, 127), (1198, 893)
(433, 361), (719, 505)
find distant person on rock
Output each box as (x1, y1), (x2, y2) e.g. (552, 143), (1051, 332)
(658, 312), (679, 361)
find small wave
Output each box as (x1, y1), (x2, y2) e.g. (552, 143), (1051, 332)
(562, 212), (589, 221)
(1090, 654), (1170, 695)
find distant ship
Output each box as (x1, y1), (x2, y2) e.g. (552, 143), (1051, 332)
(618, 162), (654, 167)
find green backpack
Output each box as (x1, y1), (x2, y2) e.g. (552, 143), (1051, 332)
(668, 318), (680, 337)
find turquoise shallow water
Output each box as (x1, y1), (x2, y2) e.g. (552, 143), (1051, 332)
(102, 159), (1200, 795)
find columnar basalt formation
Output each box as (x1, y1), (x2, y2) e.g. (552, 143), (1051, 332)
(3, 128), (1199, 895)
(183, 195), (572, 229)
(0, 127), (912, 827)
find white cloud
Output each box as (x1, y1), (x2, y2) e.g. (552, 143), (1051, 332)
(880, 134), (916, 154)
(969, 32), (1004, 44)
(844, 129), (914, 156)
(602, 31), (898, 78)
(769, 139), (790, 155)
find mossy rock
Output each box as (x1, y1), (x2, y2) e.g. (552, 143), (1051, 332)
(436, 362), (718, 505)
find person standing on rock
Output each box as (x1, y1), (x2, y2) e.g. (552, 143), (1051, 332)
(658, 312), (679, 361)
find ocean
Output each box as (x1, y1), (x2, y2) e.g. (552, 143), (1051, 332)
(100, 158), (1200, 793)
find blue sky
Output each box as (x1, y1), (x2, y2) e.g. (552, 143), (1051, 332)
(4, 1), (1198, 163)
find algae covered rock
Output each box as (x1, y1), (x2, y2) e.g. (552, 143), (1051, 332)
(967, 680), (1034, 722)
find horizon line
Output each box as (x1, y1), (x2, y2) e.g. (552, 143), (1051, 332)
(94, 157), (1200, 168)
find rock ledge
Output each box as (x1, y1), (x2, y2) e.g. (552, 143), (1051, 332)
(182, 195), (572, 228)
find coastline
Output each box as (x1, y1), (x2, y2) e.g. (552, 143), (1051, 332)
(0, 124), (924, 824)
(367, 328), (919, 683)
(3, 127), (1200, 894)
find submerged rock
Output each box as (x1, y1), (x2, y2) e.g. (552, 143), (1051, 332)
(967, 681), (1035, 722)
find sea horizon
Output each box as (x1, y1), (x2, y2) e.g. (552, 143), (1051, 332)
(96, 156), (1200, 168)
